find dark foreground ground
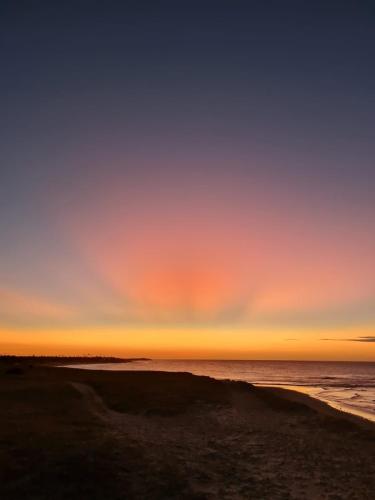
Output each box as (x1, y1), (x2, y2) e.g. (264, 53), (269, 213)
(1, 363), (374, 499)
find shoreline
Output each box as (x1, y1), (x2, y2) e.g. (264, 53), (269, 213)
(20, 363), (375, 431)
(62, 361), (375, 425)
(259, 385), (375, 430)
(261, 383), (375, 425)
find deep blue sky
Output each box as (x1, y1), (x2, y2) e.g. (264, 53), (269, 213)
(2, 1), (375, 197)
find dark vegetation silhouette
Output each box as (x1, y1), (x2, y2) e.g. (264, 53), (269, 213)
(0, 355), (149, 365)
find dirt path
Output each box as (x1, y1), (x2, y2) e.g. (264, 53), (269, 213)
(70, 382), (128, 427)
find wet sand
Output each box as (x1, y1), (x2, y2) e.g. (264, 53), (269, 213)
(1, 364), (375, 499)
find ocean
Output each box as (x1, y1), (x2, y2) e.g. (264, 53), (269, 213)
(71, 359), (375, 422)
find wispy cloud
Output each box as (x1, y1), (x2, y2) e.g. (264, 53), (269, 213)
(321, 336), (375, 343)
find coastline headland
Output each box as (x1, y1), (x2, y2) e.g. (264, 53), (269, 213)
(0, 355), (150, 367)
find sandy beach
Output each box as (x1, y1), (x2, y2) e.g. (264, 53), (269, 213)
(1, 362), (374, 499)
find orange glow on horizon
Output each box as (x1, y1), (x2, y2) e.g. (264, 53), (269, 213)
(1, 324), (374, 361)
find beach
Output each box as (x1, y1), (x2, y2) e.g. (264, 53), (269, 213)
(1, 363), (375, 499)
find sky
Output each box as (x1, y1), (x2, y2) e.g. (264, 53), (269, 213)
(0, 1), (374, 360)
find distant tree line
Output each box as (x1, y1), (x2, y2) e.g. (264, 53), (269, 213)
(0, 355), (149, 363)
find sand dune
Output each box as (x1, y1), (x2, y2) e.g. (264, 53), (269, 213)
(1, 364), (375, 499)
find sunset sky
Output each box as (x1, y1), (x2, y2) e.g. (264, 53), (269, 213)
(1, 2), (374, 360)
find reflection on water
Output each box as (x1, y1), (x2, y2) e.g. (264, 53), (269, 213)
(69, 359), (375, 422)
